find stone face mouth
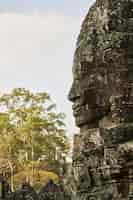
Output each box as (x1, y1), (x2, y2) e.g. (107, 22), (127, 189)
(72, 98), (82, 115)
(72, 103), (90, 117)
(73, 109), (81, 117)
(72, 105), (82, 116)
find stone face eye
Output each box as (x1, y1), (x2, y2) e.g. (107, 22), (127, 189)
(80, 61), (93, 78)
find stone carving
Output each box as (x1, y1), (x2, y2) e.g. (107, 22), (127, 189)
(68, 0), (133, 199)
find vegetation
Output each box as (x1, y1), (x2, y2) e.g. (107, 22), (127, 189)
(0, 88), (70, 190)
(12, 170), (59, 191)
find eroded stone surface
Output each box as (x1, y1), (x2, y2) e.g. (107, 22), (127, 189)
(68, 0), (133, 199)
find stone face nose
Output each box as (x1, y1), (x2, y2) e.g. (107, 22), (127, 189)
(68, 84), (75, 102)
(68, 83), (80, 102)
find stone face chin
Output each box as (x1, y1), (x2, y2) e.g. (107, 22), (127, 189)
(67, 0), (133, 199)
(74, 108), (98, 128)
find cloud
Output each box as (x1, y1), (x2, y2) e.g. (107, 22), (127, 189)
(0, 13), (78, 65)
(0, 12), (80, 133)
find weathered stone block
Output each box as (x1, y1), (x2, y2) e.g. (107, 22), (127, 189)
(68, 0), (133, 199)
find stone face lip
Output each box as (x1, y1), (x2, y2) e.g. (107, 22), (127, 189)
(68, 0), (133, 199)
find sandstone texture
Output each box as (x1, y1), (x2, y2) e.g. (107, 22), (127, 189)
(68, 0), (133, 199)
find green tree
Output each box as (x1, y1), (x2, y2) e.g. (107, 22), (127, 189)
(0, 88), (70, 187)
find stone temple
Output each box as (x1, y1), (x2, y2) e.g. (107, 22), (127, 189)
(68, 0), (133, 199)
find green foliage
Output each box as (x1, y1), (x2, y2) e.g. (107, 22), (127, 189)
(0, 88), (70, 188)
(11, 169), (59, 191)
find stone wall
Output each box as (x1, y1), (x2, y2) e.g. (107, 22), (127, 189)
(68, 0), (133, 199)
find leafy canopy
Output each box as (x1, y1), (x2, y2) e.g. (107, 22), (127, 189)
(0, 88), (70, 187)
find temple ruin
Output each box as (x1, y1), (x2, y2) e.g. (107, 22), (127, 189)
(68, 0), (133, 199)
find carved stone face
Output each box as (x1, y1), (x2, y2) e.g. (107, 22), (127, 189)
(68, 52), (110, 130)
(68, 0), (133, 131)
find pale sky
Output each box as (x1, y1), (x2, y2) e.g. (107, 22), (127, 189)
(0, 0), (95, 135)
